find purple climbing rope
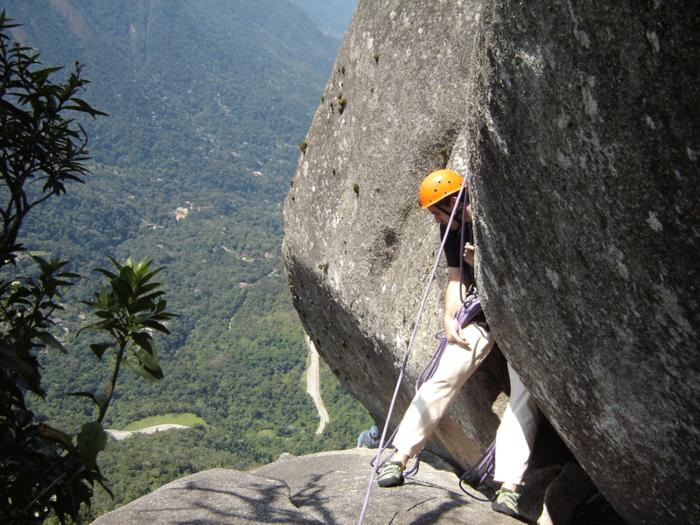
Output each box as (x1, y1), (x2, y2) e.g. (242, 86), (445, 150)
(356, 176), (469, 525)
(368, 291), (482, 479)
(459, 439), (496, 500)
(414, 291), (481, 389)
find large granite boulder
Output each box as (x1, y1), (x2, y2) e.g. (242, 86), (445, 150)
(283, 1), (699, 525)
(283, 0), (503, 469)
(464, 3), (699, 525)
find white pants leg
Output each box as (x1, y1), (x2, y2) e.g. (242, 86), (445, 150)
(493, 363), (540, 485)
(392, 322), (494, 458)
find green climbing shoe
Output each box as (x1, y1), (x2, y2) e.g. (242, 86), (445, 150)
(491, 488), (529, 522)
(377, 460), (404, 487)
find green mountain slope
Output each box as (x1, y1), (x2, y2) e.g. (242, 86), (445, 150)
(1, 0), (368, 518)
(8, 0), (337, 189)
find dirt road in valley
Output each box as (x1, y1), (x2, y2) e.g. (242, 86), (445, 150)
(305, 334), (329, 434)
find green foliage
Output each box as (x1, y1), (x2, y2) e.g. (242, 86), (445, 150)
(0, 10), (107, 523)
(0, 12), (173, 524)
(337, 94), (347, 114)
(2, 0), (338, 201)
(0, 11), (106, 265)
(80, 258), (175, 390)
(1, 3), (372, 521)
(0, 256), (97, 525)
(83, 427), (247, 520)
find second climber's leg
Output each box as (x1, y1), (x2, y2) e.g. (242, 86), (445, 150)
(494, 363), (541, 486)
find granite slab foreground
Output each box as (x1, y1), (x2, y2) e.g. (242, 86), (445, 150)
(92, 448), (520, 524)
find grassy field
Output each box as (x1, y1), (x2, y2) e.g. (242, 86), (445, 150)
(121, 413), (207, 431)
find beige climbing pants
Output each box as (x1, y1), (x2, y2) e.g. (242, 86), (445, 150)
(494, 363), (541, 485)
(392, 322), (494, 459)
(392, 326), (540, 486)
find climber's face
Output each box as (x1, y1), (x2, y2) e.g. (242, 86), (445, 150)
(428, 197), (471, 230)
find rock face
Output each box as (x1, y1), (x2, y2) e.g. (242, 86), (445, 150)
(282, 2), (699, 525)
(284, 0), (504, 470)
(91, 468), (321, 524)
(91, 449), (522, 524)
(464, 4), (699, 525)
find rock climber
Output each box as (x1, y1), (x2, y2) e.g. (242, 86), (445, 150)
(357, 425), (381, 448)
(376, 168), (540, 522)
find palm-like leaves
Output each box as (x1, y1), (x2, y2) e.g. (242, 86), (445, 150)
(0, 11), (174, 524)
(80, 258), (175, 406)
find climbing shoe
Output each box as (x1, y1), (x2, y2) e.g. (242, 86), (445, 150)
(492, 488), (528, 522)
(377, 460), (405, 487)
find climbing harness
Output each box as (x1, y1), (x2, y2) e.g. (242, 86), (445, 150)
(356, 174), (470, 525)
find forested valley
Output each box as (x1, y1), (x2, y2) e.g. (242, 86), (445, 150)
(1, 0), (368, 521)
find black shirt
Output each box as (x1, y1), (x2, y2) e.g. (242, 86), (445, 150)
(440, 221), (474, 286)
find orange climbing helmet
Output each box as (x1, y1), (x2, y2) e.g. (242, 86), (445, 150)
(418, 169), (464, 208)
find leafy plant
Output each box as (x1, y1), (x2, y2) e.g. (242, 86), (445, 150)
(0, 11), (173, 524)
(0, 5), (373, 521)
(0, 13), (106, 266)
(76, 257), (175, 421)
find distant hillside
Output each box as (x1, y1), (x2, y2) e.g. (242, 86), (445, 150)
(6, 0), (340, 191)
(1, 0), (368, 519)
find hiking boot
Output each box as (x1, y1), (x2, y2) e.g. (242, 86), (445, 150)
(492, 488), (529, 523)
(377, 460), (404, 487)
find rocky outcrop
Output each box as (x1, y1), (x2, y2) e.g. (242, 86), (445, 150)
(463, 4), (699, 525)
(91, 467), (321, 524)
(91, 449), (523, 524)
(284, 0), (503, 470)
(283, 1), (699, 525)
